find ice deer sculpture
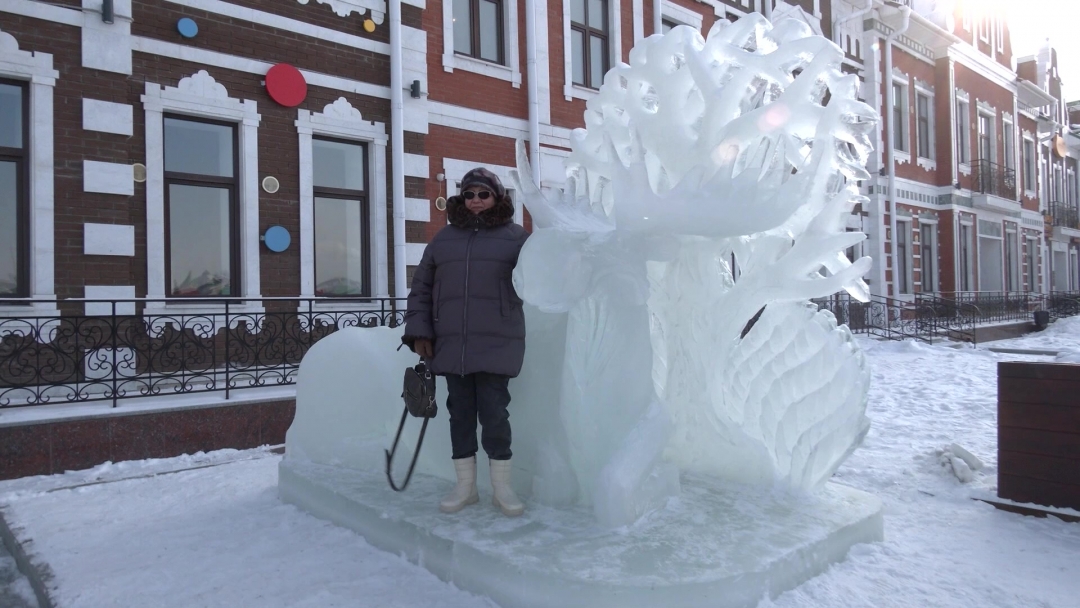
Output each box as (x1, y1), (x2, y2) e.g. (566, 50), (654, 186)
(511, 14), (876, 527)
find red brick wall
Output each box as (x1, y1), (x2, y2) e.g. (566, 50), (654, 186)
(892, 50), (941, 185)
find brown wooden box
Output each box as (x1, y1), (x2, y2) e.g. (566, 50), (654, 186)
(998, 362), (1080, 510)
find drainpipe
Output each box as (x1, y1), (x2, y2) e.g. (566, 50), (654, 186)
(525, 0), (540, 192)
(390, 0), (407, 298)
(884, 4), (912, 298)
(653, 0), (662, 35)
(833, 0), (873, 48)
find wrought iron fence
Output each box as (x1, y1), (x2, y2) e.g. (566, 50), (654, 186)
(972, 159), (1017, 201)
(1048, 201), (1080, 229)
(0, 297), (405, 409)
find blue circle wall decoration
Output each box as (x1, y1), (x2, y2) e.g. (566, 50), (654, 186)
(177, 18), (199, 39)
(262, 225), (291, 253)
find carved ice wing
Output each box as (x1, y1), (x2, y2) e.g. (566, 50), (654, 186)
(719, 301), (870, 490)
(511, 141), (615, 234)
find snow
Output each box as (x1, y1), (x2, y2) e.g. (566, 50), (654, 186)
(1, 320), (1079, 607)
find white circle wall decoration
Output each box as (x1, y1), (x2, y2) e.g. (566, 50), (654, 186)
(132, 163), (147, 183)
(434, 196), (447, 211)
(262, 176), (280, 194)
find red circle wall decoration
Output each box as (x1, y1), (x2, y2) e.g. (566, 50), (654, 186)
(265, 63), (307, 107)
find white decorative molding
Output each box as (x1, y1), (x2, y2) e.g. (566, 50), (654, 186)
(296, 98), (390, 301)
(893, 150), (911, 166)
(976, 99), (995, 115)
(916, 157), (937, 172)
(958, 162), (972, 176)
(662, 0), (703, 30)
(84, 223), (136, 256)
(81, 0), (132, 75)
(141, 72), (263, 315)
(441, 0), (520, 87)
(83, 160), (135, 196)
(404, 197), (430, 222)
(84, 285), (137, 316)
(403, 153), (428, 178)
(297, 0), (386, 22)
(83, 99), (133, 136)
(0, 26), (60, 319)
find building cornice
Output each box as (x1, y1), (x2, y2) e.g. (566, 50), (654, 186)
(948, 42), (1020, 93)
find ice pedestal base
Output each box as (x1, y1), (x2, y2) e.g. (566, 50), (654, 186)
(279, 459), (883, 608)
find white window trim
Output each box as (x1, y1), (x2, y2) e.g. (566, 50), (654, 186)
(975, 108), (996, 164)
(0, 27), (60, 321)
(1022, 133), (1037, 198)
(442, 0), (521, 87)
(979, 17), (990, 43)
(913, 83), (936, 170)
(918, 219), (939, 293)
(661, 0), (703, 31)
(895, 218), (914, 296)
(955, 90), (971, 174)
(1002, 116), (1015, 171)
(995, 18), (1004, 53)
(1005, 228), (1020, 291)
(563, 0), (622, 101)
(140, 70), (263, 317)
(296, 97), (390, 313)
(890, 75), (910, 164)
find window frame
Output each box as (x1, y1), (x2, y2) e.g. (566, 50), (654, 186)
(1022, 136), (1037, 195)
(442, 0), (520, 86)
(1005, 228), (1020, 292)
(0, 78), (29, 299)
(162, 114), (241, 298)
(915, 90), (934, 161)
(312, 135), (372, 298)
(571, 0), (611, 90)
(955, 97), (971, 166)
(1003, 117), (1015, 171)
(976, 111), (994, 163)
(563, 0), (621, 100)
(895, 219), (913, 295)
(919, 222), (938, 293)
(454, 0), (506, 66)
(959, 221), (974, 291)
(1025, 236), (1038, 292)
(891, 80), (909, 154)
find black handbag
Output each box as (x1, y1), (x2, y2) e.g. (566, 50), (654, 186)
(385, 360), (438, 491)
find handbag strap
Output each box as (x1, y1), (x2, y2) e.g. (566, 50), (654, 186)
(384, 404), (430, 491)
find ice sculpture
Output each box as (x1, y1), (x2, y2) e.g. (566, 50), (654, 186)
(510, 14), (875, 524)
(280, 16), (883, 606)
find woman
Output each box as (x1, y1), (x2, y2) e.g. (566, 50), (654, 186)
(402, 168), (530, 517)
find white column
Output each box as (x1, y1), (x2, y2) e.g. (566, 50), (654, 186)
(372, 141), (390, 297)
(297, 125), (315, 297)
(29, 78), (55, 301)
(144, 104), (166, 301)
(240, 116), (262, 298)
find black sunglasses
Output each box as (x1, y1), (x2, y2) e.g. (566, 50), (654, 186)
(463, 190), (492, 201)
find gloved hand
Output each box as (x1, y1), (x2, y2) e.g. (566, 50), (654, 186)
(414, 338), (434, 360)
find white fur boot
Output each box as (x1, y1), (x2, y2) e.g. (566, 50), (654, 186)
(490, 459), (525, 517)
(439, 456), (480, 513)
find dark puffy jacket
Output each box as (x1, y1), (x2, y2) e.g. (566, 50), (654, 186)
(402, 194), (530, 377)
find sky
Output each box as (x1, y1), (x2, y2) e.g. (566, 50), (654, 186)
(1000, 0), (1080, 102)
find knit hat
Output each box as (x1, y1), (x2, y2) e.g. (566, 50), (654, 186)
(460, 167), (507, 200)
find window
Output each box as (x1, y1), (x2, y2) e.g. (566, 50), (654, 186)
(571, 0), (609, 89)
(313, 138), (369, 296)
(892, 82), (907, 152)
(1023, 138), (1036, 192)
(920, 223), (937, 292)
(977, 113), (993, 162)
(454, 0), (504, 65)
(1005, 230), (1019, 292)
(164, 116), (238, 297)
(959, 223), (973, 291)
(956, 99), (970, 164)
(0, 80), (26, 298)
(662, 18), (678, 34)
(1025, 237), (1037, 291)
(916, 92), (933, 159)
(1003, 119), (1015, 170)
(896, 221), (912, 295)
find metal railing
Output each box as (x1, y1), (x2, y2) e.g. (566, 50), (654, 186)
(972, 159), (1017, 201)
(0, 297), (406, 409)
(1048, 201), (1080, 229)
(814, 290), (1080, 345)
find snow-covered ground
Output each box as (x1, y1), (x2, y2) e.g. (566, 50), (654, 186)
(1, 320), (1079, 608)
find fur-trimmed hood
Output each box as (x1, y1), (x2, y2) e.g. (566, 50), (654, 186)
(446, 193), (516, 229)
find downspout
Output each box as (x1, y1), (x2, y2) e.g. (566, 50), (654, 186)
(653, 0), (661, 35)
(525, 0), (541, 191)
(884, 5), (911, 298)
(390, 0), (407, 298)
(833, 0), (873, 47)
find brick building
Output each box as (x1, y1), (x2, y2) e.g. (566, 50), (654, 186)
(0, 0), (1078, 460)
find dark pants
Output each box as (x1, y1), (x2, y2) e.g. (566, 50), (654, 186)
(444, 372), (512, 461)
